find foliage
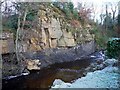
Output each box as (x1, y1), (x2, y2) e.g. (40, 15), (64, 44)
(2, 15), (18, 30)
(73, 8), (79, 20)
(2, 14), (18, 38)
(53, 1), (92, 26)
(63, 4), (71, 19)
(2, 2), (40, 37)
(106, 38), (120, 59)
(103, 13), (113, 30)
(118, 14), (120, 25)
(91, 27), (108, 49)
(26, 11), (37, 21)
(53, 2), (76, 20)
(78, 7), (92, 24)
(117, 14), (120, 36)
(67, 2), (74, 13)
(91, 21), (119, 50)
(70, 20), (80, 28)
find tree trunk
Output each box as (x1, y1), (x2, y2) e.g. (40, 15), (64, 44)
(15, 14), (21, 63)
(0, 3), (3, 89)
(15, 8), (28, 73)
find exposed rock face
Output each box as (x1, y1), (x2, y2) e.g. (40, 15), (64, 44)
(2, 4), (96, 77)
(1, 5), (95, 54)
(0, 31), (14, 54)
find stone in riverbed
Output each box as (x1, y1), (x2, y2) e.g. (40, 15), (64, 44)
(52, 79), (64, 86)
(51, 79), (71, 89)
(103, 59), (118, 67)
(26, 59), (41, 70)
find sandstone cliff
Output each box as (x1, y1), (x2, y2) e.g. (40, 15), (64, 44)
(1, 4), (97, 78)
(1, 4), (94, 54)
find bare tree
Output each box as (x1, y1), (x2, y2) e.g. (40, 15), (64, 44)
(0, 2), (3, 89)
(14, 3), (29, 69)
(90, 3), (97, 21)
(109, 3), (117, 26)
(100, 4), (106, 25)
(118, 1), (120, 37)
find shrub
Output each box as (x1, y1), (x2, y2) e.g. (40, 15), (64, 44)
(106, 38), (120, 59)
(91, 27), (108, 49)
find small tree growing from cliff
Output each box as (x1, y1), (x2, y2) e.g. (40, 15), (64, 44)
(12, 2), (41, 71)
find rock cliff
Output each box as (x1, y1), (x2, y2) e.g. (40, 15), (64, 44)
(2, 4), (96, 77)
(0, 31), (14, 54)
(1, 4), (94, 54)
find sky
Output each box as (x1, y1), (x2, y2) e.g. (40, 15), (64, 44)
(1, 0), (120, 22)
(72, 0), (119, 8)
(72, 0), (119, 22)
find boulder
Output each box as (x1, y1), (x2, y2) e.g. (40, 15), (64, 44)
(51, 79), (71, 88)
(103, 59), (118, 66)
(52, 79), (64, 86)
(26, 59), (41, 70)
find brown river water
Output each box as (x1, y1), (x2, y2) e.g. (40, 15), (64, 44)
(2, 58), (95, 90)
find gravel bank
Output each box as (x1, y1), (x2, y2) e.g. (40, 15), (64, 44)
(51, 66), (120, 88)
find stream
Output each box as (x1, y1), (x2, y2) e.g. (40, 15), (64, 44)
(2, 51), (105, 90)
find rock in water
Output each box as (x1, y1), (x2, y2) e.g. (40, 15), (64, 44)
(103, 59), (118, 66)
(26, 59), (41, 70)
(51, 79), (71, 89)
